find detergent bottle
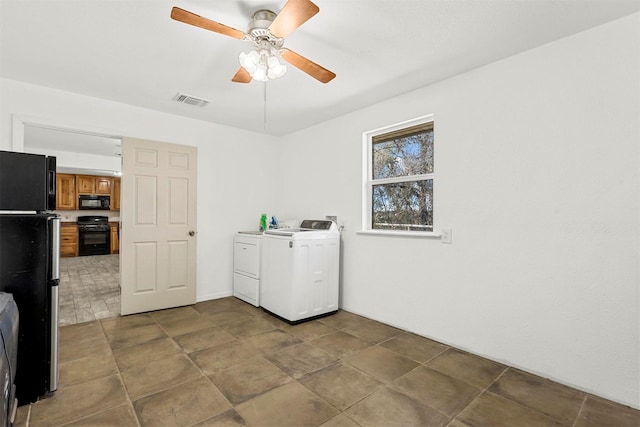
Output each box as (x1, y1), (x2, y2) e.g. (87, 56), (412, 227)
(260, 214), (268, 232)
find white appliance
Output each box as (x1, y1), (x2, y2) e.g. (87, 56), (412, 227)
(261, 220), (340, 322)
(233, 231), (263, 306)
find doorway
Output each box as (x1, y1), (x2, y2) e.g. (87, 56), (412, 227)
(20, 122), (123, 326)
(16, 118), (199, 323)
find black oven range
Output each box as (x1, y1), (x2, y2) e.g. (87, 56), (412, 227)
(77, 216), (111, 256)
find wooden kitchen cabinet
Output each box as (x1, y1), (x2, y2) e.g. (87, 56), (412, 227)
(56, 173), (76, 210)
(110, 223), (119, 254)
(96, 177), (112, 194)
(111, 178), (121, 211)
(76, 175), (96, 194)
(60, 223), (78, 257)
(77, 175), (112, 195)
(59, 173), (118, 210)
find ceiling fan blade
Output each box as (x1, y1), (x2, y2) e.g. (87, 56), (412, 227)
(280, 48), (335, 83)
(171, 7), (246, 40)
(269, 0), (319, 38)
(232, 67), (252, 83)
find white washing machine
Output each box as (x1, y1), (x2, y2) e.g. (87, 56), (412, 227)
(233, 231), (263, 306)
(261, 220), (340, 322)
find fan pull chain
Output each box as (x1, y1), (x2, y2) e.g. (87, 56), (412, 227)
(263, 82), (267, 131)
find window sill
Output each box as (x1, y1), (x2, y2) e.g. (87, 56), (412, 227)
(357, 230), (442, 239)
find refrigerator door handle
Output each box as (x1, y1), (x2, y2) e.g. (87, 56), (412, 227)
(50, 217), (60, 281)
(50, 284), (59, 391)
(48, 170), (56, 197)
(49, 215), (60, 392)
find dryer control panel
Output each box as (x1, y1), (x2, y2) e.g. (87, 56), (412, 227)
(300, 220), (335, 230)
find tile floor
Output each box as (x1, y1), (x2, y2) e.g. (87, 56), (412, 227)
(15, 297), (640, 427)
(59, 254), (120, 326)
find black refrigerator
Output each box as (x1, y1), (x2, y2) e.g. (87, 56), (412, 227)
(0, 150), (60, 405)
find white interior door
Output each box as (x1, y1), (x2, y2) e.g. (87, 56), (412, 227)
(120, 137), (197, 315)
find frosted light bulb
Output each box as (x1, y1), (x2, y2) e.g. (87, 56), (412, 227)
(253, 65), (268, 82)
(268, 63), (286, 79)
(239, 51), (257, 73)
(267, 56), (279, 68)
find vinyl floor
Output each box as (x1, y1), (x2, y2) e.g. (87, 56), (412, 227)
(15, 297), (639, 426)
(59, 254), (120, 326)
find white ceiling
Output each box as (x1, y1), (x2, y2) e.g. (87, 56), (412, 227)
(2, 0), (639, 141)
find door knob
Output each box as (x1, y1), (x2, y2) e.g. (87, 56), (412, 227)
(189, 230), (195, 236)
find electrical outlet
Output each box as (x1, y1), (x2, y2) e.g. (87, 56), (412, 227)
(441, 227), (452, 244)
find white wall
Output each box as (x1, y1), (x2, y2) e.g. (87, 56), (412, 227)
(277, 14), (639, 408)
(0, 79), (280, 301)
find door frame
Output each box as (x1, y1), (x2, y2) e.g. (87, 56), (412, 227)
(12, 115), (126, 307)
(13, 115), (201, 315)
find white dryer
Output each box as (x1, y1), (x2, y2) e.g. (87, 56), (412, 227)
(233, 231), (263, 306)
(261, 220), (340, 323)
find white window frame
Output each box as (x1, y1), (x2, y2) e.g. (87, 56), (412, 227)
(360, 114), (441, 238)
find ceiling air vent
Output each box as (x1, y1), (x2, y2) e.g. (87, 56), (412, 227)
(172, 93), (210, 107)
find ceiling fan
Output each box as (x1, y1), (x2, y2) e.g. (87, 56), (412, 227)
(170, 0), (336, 84)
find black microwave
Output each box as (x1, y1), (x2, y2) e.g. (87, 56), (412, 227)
(78, 195), (110, 210)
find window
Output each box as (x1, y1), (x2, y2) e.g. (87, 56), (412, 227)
(363, 114), (434, 233)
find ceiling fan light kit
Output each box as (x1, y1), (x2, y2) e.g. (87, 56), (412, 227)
(239, 40), (288, 82)
(170, 0), (335, 84)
